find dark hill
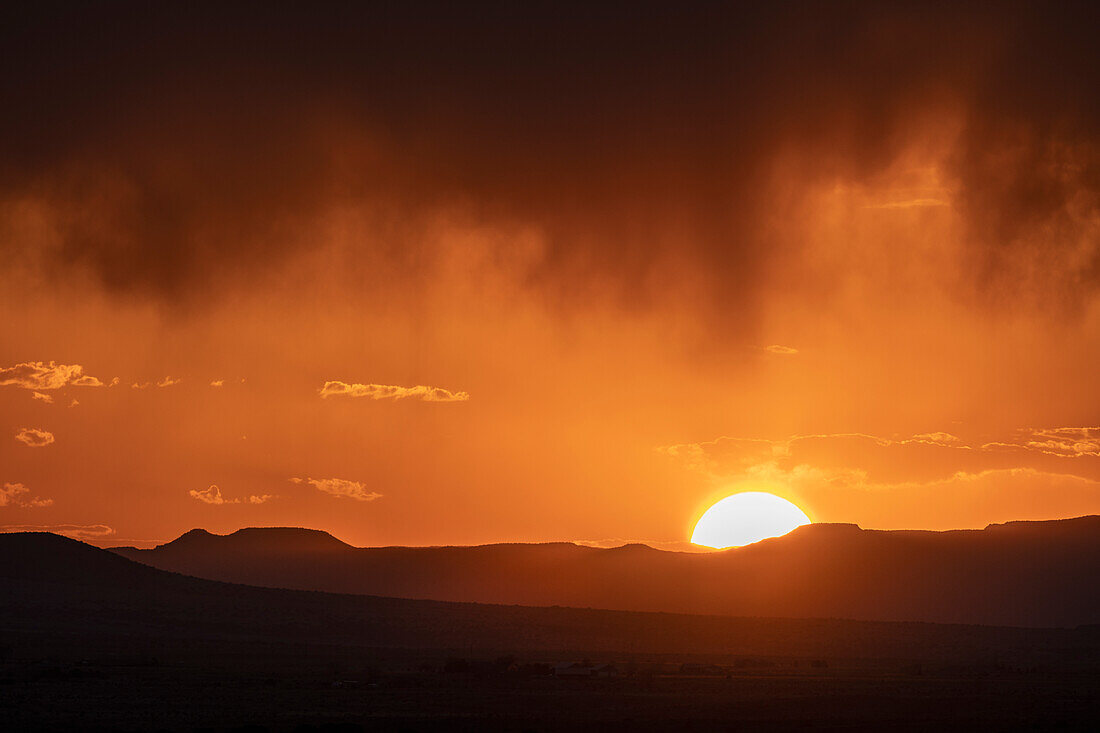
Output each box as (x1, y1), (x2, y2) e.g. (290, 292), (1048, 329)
(110, 517), (1100, 627)
(6, 531), (1100, 732)
(159, 526), (353, 553)
(3, 531), (1098, 667)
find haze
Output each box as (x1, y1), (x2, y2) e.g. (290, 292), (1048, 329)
(1, 3), (1098, 549)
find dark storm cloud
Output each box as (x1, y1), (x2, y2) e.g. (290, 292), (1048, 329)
(1, 2), (1097, 310)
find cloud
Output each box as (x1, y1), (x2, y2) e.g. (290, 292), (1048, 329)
(910, 432), (965, 447)
(0, 482), (53, 507)
(189, 485), (227, 504)
(0, 523), (114, 540)
(863, 198), (950, 209)
(69, 399), (78, 407)
(661, 426), (1100, 529)
(291, 477), (382, 502)
(210, 379), (224, 387)
(319, 381), (470, 402)
(14, 428), (54, 447)
(2, 4), (1095, 320)
(188, 484), (272, 505)
(132, 377), (182, 389)
(764, 345), (798, 355)
(31, 391), (53, 403)
(661, 427), (1100, 485)
(0, 361), (103, 390)
(1018, 427), (1100, 458)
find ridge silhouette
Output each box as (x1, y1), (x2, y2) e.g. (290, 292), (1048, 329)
(5, 530), (1100, 665)
(162, 526), (354, 552)
(109, 516), (1100, 627)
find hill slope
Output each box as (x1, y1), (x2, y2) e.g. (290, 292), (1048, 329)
(6, 531), (1100, 732)
(110, 517), (1100, 627)
(3, 531), (1098, 665)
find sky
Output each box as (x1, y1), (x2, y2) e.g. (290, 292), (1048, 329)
(1, 2), (1098, 548)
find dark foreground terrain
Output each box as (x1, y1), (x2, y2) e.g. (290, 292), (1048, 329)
(6, 656), (1098, 732)
(112, 516), (1100, 627)
(3, 532), (1099, 731)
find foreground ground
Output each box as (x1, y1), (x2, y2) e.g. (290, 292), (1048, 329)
(3, 533), (1098, 730)
(2, 642), (1098, 732)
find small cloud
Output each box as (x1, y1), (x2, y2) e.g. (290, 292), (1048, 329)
(189, 485), (273, 505)
(189, 485), (229, 504)
(157, 376), (181, 387)
(911, 432), (963, 447)
(0, 482), (53, 507)
(131, 382), (150, 389)
(31, 392), (54, 404)
(319, 381), (470, 402)
(291, 477), (382, 502)
(109, 377), (120, 387)
(210, 379), (225, 387)
(1, 523), (114, 540)
(15, 428), (54, 448)
(0, 361), (104, 390)
(863, 198), (950, 209)
(0, 483), (27, 506)
(1020, 426), (1100, 458)
(764, 345), (799, 355)
(22, 496), (53, 507)
(69, 399), (79, 407)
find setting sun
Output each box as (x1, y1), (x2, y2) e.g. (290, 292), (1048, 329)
(691, 492), (812, 549)
(2, 4), (1098, 729)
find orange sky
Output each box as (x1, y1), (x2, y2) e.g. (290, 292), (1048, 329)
(1, 3), (1098, 547)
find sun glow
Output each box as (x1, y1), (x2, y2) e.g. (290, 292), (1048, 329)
(691, 492), (812, 549)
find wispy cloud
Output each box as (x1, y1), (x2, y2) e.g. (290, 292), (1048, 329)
(188, 485), (272, 505)
(1017, 426), (1100, 458)
(863, 198), (950, 209)
(210, 379), (224, 387)
(14, 428), (54, 448)
(660, 426), (1100, 529)
(0, 482), (53, 507)
(31, 391), (54, 403)
(290, 477), (383, 502)
(0, 361), (103, 390)
(764, 344), (798, 355)
(189, 485), (228, 504)
(157, 376), (181, 387)
(319, 381), (470, 402)
(909, 432), (961, 447)
(659, 430), (986, 478)
(1, 523), (114, 540)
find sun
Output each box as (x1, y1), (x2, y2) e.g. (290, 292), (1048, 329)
(691, 492), (812, 549)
